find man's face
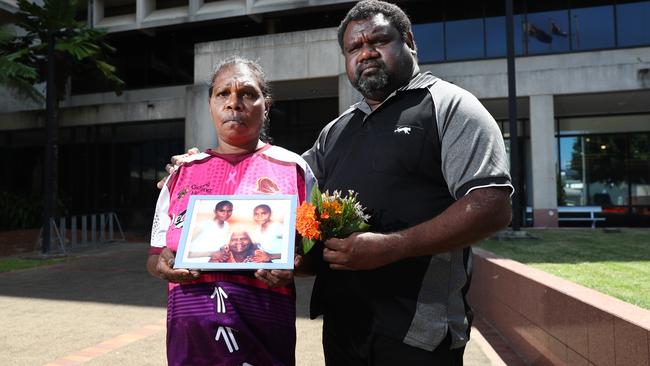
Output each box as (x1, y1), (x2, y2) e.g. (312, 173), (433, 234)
(215, 205), (233, 222)
(342, 13), (415, 103)
(228, 231), (252, 254)
(253, 207), (271, 225)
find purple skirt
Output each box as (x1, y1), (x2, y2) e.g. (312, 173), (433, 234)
(166, 278), (296, 366)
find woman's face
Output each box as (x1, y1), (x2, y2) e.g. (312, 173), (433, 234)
(209, 64), (268, 150)
(214, 205), (233, 222)
(228, 231), (252, 254)
(253, 207), (271, 225)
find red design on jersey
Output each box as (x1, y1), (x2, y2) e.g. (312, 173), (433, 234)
(256, 177), (280, 194)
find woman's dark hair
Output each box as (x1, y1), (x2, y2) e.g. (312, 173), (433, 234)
(208, 56), (273, 143)
(337, 0), (414, 52)
(254, 204), (272, 214)
(215, 200), (233, 211)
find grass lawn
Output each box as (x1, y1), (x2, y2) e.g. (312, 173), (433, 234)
(0, 257), (68, 273)
(478, 228), (650, 310)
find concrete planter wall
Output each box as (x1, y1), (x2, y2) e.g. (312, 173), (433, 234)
(468, 248), (650, 365)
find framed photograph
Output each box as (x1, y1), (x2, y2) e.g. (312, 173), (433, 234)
(174, 194), (297, 270)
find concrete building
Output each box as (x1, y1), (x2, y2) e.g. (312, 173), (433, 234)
(1, 0), (649, 230)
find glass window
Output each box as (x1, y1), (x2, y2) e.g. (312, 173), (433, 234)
(486, 14), (526, 57)
(585, 135), (629, 208)
(629, 134), (650, 206)
(524, 10), (570, 54)
(445, 18), (485, 60)
(617, 1), (650, 47)
(570, 6), (615, 50)
(558, 136), (587, 206)
(412, 22), (445, 63)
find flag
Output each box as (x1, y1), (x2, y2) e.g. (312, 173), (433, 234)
(551, 21), (567, 37)
(524, 22), (552, 44)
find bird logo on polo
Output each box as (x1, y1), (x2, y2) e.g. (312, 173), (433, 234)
(394, 126), (411, 134)
(210, 286), (228, 314)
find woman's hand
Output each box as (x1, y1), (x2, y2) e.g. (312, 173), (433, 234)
(252, 249), (272, 263)
(152, 247), (200, 283)
(209, 248), (230, 263)
(255, 269), (293, 288)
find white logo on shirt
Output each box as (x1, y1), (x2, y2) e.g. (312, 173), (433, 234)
(394, 126), (411, 134)
(210, 286), (228, 313)
(215, 326), (239, 353)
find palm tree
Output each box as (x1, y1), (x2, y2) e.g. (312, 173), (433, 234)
(0, 0), (124, 253)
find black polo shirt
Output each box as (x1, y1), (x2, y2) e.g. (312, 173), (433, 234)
(302, 72), (512, 351)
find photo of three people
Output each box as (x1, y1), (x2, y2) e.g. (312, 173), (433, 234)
(174, 195), (297, 270)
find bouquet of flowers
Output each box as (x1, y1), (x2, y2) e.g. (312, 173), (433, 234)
(296, 186), (370, 254)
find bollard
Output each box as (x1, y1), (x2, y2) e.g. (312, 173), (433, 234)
(91, 215), (97, 243)
(59, 217), (66, 247)
(100, 214), (106, 243)
(81, 216), (87, 244)
(71, 216), (77, 246)
(108, 213), (115, 241)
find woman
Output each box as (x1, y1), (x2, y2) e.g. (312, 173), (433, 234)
(147, 56), (315, 366)
(209, 230), (272, 263)
(251, 204), (285, 262)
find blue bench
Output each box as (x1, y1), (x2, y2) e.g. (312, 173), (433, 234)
(526, 206), (606, 228)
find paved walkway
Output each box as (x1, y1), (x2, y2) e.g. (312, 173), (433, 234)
(0, 242), (507, 365)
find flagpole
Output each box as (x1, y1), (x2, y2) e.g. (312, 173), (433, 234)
(506, 0), (521, 230)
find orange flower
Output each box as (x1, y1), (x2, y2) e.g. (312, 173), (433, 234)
(296, 202), (321, 240)
(322, 200), (342, 216)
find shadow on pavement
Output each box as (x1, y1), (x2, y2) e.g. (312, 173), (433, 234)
(0, 241), (317, 318)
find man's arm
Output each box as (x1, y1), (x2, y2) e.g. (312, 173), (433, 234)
(322, 186), (511, 271)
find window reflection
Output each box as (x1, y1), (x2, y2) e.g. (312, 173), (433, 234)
(446, 18), (484, 60)
(525, 10), (570, 54)
(486, 15), (526, 57)
(629, 134), (650, 207)
(412, 0), (650, 64)
(412, 23), (445, 63)
(617, 1), (650, 47)
(559, 132), (650, 217)
(570, 5), (615, 50)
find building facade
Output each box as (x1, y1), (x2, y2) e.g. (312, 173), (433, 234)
(1, 0), (649, 230)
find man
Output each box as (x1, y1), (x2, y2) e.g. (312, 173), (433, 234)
(301, 1), (512, 364)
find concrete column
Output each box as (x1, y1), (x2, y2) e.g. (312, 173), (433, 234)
(91, 0), (104, 27)
(530, 94), (558, 227)
(137, 0), (155, 25)
(185, 84), (217, 150)
(189, 0), (202, 16)
(338, 74), (361, 114)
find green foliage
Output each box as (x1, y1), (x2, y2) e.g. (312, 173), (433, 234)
(0, 28), (43, 102)
(0, 192), (43, 230)
(479, 228), (650, 309)
(0, 257), (67, 273)
(0, 0), (124, 101)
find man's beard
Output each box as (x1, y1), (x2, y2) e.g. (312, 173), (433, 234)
(353, 67), (390, 99)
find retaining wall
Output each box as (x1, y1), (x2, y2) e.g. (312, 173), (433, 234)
(468, 248), (650, 365)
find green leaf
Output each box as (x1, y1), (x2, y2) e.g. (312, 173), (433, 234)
(309, 185), (322, 207)
(302, 237), (316, 255)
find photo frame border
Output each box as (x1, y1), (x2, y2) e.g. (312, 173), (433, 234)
(174, 194), (297, 270)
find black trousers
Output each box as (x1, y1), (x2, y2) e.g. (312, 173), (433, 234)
(322, 313), (465, 366)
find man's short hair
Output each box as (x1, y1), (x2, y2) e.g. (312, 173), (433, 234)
(337, 0), (413, 51)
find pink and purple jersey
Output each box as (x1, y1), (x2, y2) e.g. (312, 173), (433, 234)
(149, 144), (315, 366)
